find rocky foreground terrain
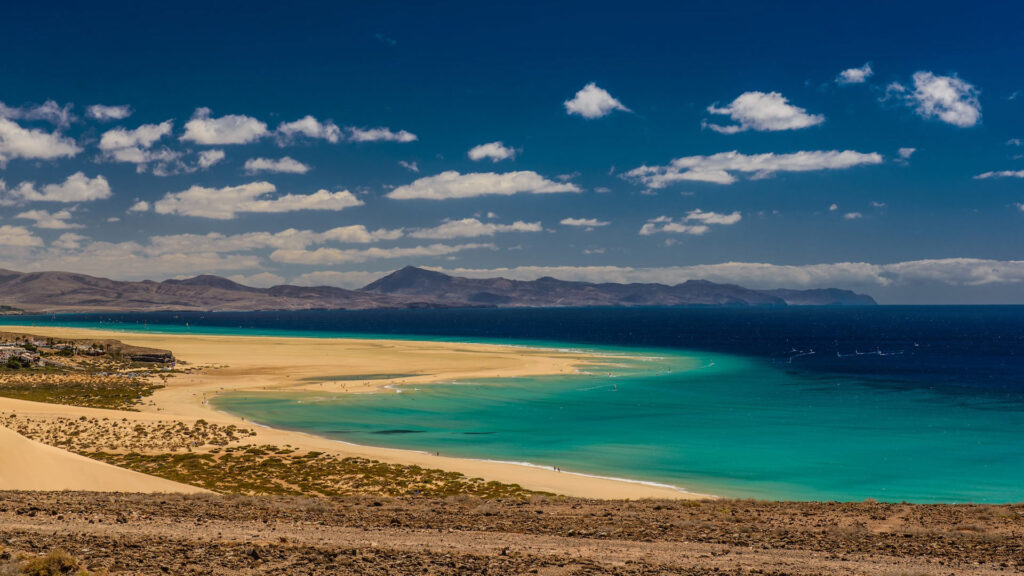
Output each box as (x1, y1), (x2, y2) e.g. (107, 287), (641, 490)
(0, 492), (1021, 575)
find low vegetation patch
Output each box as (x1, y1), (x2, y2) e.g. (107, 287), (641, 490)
(0, 373), (161, 410)
(89, 447), (540, 499)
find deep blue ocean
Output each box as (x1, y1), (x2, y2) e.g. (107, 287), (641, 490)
(6, 307), (1023, 502)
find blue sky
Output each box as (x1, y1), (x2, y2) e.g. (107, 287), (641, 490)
(0, 1), (1022, 303)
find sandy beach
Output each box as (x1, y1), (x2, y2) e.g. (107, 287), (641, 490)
(0, 325), (708, 499)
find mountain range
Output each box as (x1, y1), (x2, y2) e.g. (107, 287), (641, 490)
(0, 266), (876, 313)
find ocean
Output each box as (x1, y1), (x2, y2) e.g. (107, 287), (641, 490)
(5, 306), (1023, 502)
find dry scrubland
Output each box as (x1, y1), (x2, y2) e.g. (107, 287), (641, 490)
(0, 327), (1022, 574)
(0, 493), (1022, 575)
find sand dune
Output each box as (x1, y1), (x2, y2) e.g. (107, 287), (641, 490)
(0, 425), (206, 493)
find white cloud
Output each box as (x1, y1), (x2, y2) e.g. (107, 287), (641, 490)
(639, 210), (741, 236)
(51, 233), (87, 250)
(346, 127), (417, 143)
(198, 149), (226, 168)
(292, 270), (384, 288)
(180, 107), (268, 145)
(0, 118), (81, 165)
(1007, 138), (1022, 147)
(276, 116), (341, 144)
(844, 212), (863, 220)
(974, 170), (1024, 179)
(560, 217), (610, 228)
(99, 121), (172, 151)
(905, 72), (982, 127)
(97, 121), (180, 171)
(898, 147), (916, 159)
(625, 150), (883, 188)
(829, 203), (838, 211)
(270, 243), (493, 265)
(398, 160), (419, 172)
(86, 104), (133, 121)
(244, 156), (311, 174)
(414, 259), (1024, 290)
(836, 63), (873, 85)
(15, 208), (81, 229)
(468, 141), (517, 162)
(0, 225), (43, 247)
(870, 201), (886, 208)
(0, 100), (74, 126)
(684, 209), (742, 225)
(4, 172), (111, 204)
(564, 83), (630, 119)
(387, 170), (581, 200)
(152, 182), (363, 219)
(704, 91), (824, 134)
(128, 200), (150, 212)
(319, 225), (404, 244)
(410, 218), (542, 239)
(226, 272), (286, 288)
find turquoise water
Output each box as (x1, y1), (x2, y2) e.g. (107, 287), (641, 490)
(8, 312), (1024, 503)
(215, 348), (1024, 503)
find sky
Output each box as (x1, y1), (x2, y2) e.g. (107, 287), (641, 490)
(0, 1), (1022, 304)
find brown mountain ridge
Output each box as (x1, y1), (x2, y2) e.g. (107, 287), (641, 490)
(0, 265), (876, 313)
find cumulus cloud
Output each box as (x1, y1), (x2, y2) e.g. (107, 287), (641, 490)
(15, 208), (81, 229)
(468, 141), (517, 162)
(292, 270), (384, 288)
(836, 63), (873, 85)
(560, 217), (610, 228)
(410, 218), (542, 239)
(244, 156), (311, 174)
(270, 242), (493, 265)
(0, 100), (75, 126)
(625, 150), (883, 188)
(345, 127), (417, 143)
(152, 182), (363, 219)
(704, 91), (824, 134)
(276, 116), (341, 144)
(564, 83), (630, 119)
(974, 170), (1024, 179)
(99, 121), (172, 151)
(128, 200), (150, 212)
(0, 118), (81, 165)
(398, 160), (419, 172)
(198, 149), (226, 169)
(0, 225), (43, 247)
(844, 212), (863, 220)
(3, 172), (111, 204)
(387, 170), (581, 200)
(97, 121), (181, 171)
(86, 104), (133, 121)
(411, 259), (1024, 290)
(640, 210), (741, 236)
(892, 72), (982, 128)
(898, 147), (916, 159)
(180, 107), (268, 145)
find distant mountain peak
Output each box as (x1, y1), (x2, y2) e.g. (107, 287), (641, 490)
(362, 266), (454, 292)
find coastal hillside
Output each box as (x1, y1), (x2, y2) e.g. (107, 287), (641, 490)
(0, 266), (877, 313)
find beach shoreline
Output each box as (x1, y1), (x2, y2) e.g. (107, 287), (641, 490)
(0, 324), (712, 500)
